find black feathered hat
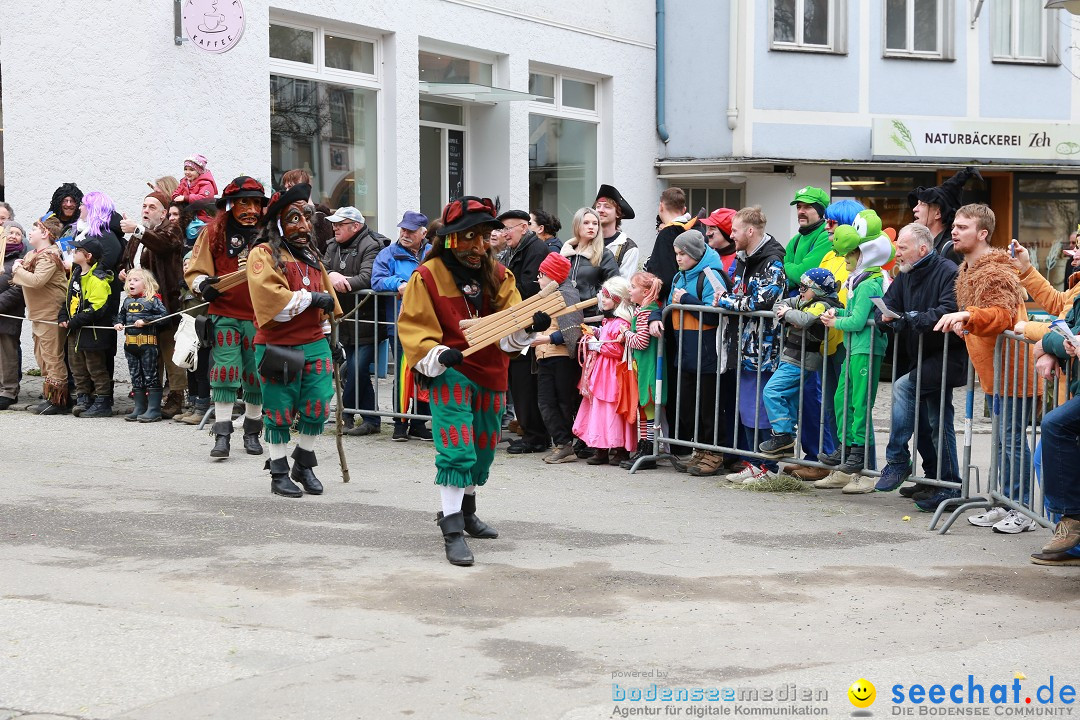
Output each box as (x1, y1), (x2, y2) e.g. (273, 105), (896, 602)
(908, 167), (982, 229)
(594, 184), (635, 220)
(216, 176), (269, 209)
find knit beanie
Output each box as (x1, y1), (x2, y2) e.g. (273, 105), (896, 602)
(145, 191), (171, 210)
(673, 229), (706, 261)
(184, 154), (208, 171)
(539, 251), (571, 284)
(800, 267), (838, 297)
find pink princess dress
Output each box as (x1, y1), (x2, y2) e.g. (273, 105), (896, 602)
(573, 316), (636, 452)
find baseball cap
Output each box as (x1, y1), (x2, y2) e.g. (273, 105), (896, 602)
(790, 186), (830, 208)
(397, 210), (429, 231)
(326, 206), (365, 224)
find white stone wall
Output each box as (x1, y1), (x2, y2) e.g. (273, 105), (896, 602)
(0, 0), (660, 247)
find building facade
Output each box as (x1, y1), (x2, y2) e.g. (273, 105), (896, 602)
(663, 0), (1080, 286)
(0, 0), (660, 244)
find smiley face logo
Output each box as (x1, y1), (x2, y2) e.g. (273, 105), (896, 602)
(848, 678), (876, 708)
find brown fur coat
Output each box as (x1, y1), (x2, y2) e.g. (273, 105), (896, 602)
(955, 249), (1023, 310)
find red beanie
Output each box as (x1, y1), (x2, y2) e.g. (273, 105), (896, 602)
(539, 252), (571, 284)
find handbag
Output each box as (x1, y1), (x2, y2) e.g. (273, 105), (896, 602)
(172, 314), (200, 370)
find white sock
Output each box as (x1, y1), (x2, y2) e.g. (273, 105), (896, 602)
(269, 443), (288, 460)
(464, 486), (476, 496)
(440, 486), (465, 516)
(245, 402), (262, 420)
(297, 434), (316, 451)
(215, 402), (233, 423)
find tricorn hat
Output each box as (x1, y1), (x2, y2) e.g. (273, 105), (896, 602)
(216, 176), (268, 209)
(262, 183), (312, 225)
(595, 184), (635, 220)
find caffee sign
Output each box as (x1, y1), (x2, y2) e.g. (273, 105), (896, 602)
(183, 0), (245, 54)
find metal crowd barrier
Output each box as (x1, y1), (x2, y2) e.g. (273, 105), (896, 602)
(639, 302), (980, 534)
(337, 289), (433, 428)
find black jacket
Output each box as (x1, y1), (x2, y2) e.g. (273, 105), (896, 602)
(566, 248), (619, 302)
(645, 219), (698, 301)
(877, 251), (968, 392)
(0, 250), (26, 337)
(504, 231), (549, 300)
(933, 229), (962, 266)
(322, 225), (387, 343)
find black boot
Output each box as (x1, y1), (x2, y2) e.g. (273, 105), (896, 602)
(437, 511), (474, 566)
(71, 394), (92, 417)
(126, 388), (147, 422)
(620, 439), (657, 470)
(461, 493), (498, 539)
(81, 395), (113, 418)
(243, 416), (264, 455)
(267, 457), (302, 498)
(290, 447), (324, 495)
(210, 420), (232, 458)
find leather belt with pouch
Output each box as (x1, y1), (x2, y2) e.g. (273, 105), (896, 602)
(195, 315), (214, 348)
(258, 344), (305, 385)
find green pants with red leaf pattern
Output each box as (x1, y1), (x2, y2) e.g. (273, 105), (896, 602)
(255, 339), (334, 445)
(429, 367), (505, 488)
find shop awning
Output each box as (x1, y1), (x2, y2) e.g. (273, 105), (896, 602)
(419, 81), (546, 103)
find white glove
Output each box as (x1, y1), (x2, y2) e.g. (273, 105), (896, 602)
(587, 339), (602, 352)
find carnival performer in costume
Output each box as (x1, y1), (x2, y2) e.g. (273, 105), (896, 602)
(246, 183), (343, 498)
(185, 176), (268, 460)
(397, 197), (548, 566)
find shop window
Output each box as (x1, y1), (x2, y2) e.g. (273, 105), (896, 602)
(992, 0), (1058, 65)
(270, 20), (380, 223)
(771, 0), (847, 54)
(528, 67), (602, 224)
(418, 52), (492, 85)
(684, 188), (744, 216)
(884, 0), (954, 59)
(830, 171), (936, 233)
(1015, 175), (1079, 289)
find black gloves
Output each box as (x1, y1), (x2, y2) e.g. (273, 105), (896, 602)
(527, 311), (551, 333)
(310, 292), (336, 311)
(331, 341), (346, 366)
(200, 276), (221, 302)
(439, 348), (464, 368)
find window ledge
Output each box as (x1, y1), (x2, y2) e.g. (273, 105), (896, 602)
(770, 43), (847, 56)
(883, 51), (954, 62)
(991, 56), (1060, 67)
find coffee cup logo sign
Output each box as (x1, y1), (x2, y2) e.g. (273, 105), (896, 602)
(183, 0), (245, 54)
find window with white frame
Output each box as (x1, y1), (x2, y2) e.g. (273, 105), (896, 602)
(884, 0), (954, 59)
(771, 0), (847, 54)
(992, 0), (1059, 64)
(269, 20), (381, 224)
(528, 69), (601, 224)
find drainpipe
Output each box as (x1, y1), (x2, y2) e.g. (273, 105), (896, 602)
(656, 0), (670, 143)
(727, 0), (739, 131)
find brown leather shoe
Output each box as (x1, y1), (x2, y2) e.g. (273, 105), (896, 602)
(1043, 517), (1080, 554)
(689, 451), (725, 477)
(789, 465), (830, 481)
(1030, 550), (1080, 566)
(160, 391), (185, 419)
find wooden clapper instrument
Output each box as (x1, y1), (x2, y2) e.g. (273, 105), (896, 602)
(459, 283), (598, 357)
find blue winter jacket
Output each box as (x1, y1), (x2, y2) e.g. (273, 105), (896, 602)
(371, 241), (429, 294)
(668, 247), (726, 373)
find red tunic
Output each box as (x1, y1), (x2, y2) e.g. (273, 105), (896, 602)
(415, 264), (511, 391)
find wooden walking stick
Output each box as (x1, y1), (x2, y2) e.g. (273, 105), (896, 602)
(329, 308), (351, 484)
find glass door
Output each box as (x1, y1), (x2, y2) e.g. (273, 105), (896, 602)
(419, 100), (466, 222)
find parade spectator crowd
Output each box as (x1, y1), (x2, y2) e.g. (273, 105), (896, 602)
(1, 160), (1078, 568)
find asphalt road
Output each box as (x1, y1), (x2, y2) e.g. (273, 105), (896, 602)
(2, 392), (1078, 720)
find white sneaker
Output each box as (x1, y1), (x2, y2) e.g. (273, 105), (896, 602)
(725, 464), (761, 483)
(968, 507), (1010, 527)
(842, 475), (876, 494)
(742, 467), (778, 485)
(992, 509), (1038, 534)
(813, 471), (850, 489)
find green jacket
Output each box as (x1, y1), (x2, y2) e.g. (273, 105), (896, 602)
(783, 221), (832, 289)
(833, 271), (886, 357)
